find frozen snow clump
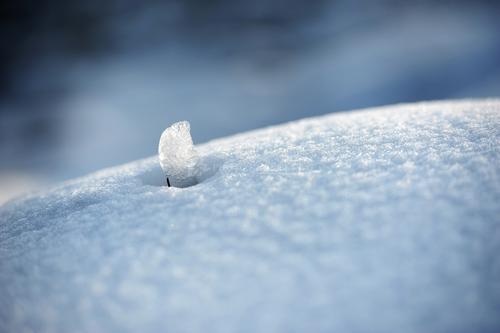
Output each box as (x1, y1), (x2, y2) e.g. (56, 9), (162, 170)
(158, 121), (199, 187)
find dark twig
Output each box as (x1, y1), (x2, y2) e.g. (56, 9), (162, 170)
(166, 177), (171, 187)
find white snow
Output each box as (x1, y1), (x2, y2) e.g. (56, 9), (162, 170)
(1, 100), (499, 333)
(158, 121), (199, 188)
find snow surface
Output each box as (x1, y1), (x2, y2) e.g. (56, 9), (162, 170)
(1, 100), (500, 333)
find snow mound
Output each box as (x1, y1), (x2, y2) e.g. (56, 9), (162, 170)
(1, 100), (500, 333)
(158, 121), (199, 188)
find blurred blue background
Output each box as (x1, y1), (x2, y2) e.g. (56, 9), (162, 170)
(0, 0), (499, 202)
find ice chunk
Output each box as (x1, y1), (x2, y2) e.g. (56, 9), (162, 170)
(158, 121), (199, 187)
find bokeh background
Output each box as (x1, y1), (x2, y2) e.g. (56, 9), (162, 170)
(1, 0), (499, 203)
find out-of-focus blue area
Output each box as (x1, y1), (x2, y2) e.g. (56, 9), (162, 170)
(0, 0), (499, 184)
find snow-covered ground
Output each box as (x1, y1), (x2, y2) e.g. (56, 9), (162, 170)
(1, 100), (499, 332)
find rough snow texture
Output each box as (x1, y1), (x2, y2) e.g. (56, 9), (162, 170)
(1, 100), (500, 333)
(158, 121), (199, 188)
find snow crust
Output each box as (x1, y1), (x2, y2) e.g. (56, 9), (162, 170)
(158, 121), (199, 188)
(1, 100), (499, 333)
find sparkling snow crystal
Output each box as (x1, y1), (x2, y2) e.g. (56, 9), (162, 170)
(158, 121), (199, 187)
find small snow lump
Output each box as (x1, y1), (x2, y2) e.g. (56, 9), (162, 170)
(158, 121), (199, 187)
